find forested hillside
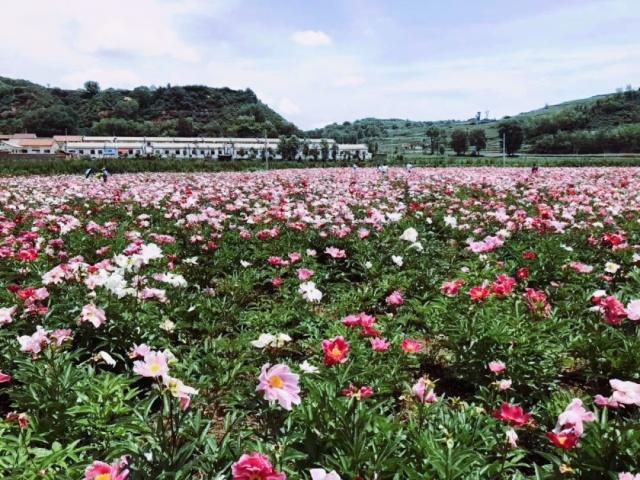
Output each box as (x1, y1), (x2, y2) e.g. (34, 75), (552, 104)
(308, 86), (640, 155)
(0, 77), (299, 137)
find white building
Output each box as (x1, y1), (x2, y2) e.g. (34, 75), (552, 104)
(1, 135), (371, 161)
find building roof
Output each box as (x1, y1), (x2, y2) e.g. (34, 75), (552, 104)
(53, 135), (83, 142)
(9, 139), (57, 147)
(10, 133), (37, 139)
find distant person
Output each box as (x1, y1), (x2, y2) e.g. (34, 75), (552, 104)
(101, 167), (110, 183)
(531, 164), (539, 175)
(406, 163), (413, 172)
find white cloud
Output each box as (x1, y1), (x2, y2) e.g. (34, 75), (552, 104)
(291, 30), (332, 47)
(332, 75), (366, 87)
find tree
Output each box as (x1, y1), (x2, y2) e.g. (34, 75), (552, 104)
(277, 135), (300, 161)
(83, 81), (100, 96)
(23, 106), (77, 137)
(425, 126), (440, 154)
(331, 143), (338, 161)
(176, 118), (194, 137)
(320, 139), (330, 162)
(498, 120), (524, 156)
(469, 129), (487, 155)
(450, 129), (469, 155)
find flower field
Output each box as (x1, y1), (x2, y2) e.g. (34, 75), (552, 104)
(1, 167), (640, 479)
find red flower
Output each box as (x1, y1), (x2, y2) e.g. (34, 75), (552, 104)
(492, 403), (532, 428)
(469, 285), (491, 302)
(401, 338), (423, 354)
(522, 251), (537, 261)
(491, 275), (516, 298)
(546, 431), (580, 450)
(600, 295), (627, 326)
(17, 248), (38, 262)
(322, 336), (350, 366)
(516, 267), (529, 281)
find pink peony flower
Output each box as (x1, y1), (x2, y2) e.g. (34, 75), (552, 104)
(0, 371), (11, 384)
(325, 247), (346, 259)
(0, 306), (17, 326)
(412, 378), (438, 404)
(553, 398), (596, 437)
(386, 290), (404, 306)
(594, 394), (619, 409)
(619, 473), (640, 480)
(133, 351), (169, 378)
(488, 361), (506, 374)
(310, 468), (342, 480)
(297, 268), (314, 281)
(84, 456), (129, 480)
(626, 300), (640, 321)
(370, 337), (390, 352)
(17, 326), (50, 356)
(610, 379), (640, 406)
(231, 453), (286, 480)
(129, 343), (152, 359)
(441, 279), (464, 297)
(80, 304), (107, 328)
(256, 363), (301, 410)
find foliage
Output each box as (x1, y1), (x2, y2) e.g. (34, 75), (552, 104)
(0, 167), (640, 479)
(0, 76), (298, 138)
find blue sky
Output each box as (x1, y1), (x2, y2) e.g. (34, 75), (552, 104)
(1, 0), (638, 128)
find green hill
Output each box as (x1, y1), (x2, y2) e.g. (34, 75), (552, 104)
(308, 87), (640, 155)
(0, 77), (299, 138)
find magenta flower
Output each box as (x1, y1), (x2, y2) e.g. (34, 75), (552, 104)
(84, 456), (129, 480)
(256, 363), (301, 411)
(232, 453), (286, 480)
(0, 371), (11, 384)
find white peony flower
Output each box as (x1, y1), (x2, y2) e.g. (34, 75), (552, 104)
(300, 360), (320, 374)
(399, 227), (418, 243)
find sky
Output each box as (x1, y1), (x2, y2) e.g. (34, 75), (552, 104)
(1, 0), (638, 129)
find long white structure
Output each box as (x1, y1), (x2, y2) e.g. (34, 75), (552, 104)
(1, 134), (371, 161)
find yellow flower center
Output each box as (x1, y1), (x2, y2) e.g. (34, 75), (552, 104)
(96, 474), (111, 480)
(269, 375), (284, 389)
(330, 346), (343, 359)
(150, 363), (162, 375)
